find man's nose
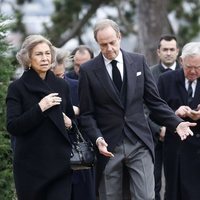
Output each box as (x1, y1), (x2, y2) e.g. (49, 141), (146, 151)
(107, 44), (112, 51)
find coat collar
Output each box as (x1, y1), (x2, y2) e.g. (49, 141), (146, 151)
(21, 69), (71, 142)
(158, 61), (181, 73)
(21, 69), (56, 97)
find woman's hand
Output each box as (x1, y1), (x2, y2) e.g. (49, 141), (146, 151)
(73, 106), (80, 115)
(38, 93), (62, 112)
(62, 112), (72, 129)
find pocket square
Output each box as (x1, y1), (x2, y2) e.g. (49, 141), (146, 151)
(136, 71), (142, 76)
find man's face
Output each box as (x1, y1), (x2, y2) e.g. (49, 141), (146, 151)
(157, 39), (179, 67)
(96, 26), (121, 60)
(181, 55), (200, 81)
(74, 50), (91, 74)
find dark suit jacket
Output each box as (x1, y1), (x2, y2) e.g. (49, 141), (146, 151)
(151, 61), (181, 83)
(79, 50), (183, 186)
(65, 70), (79, 80)
(149, 62), (181, 139)
(6, 69), (74, 199)
(158, 69), (200, 200)
(65, 77), (79, 106)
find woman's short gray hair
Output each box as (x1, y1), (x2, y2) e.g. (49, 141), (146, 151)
(16, 34), (56, 69)
(180, 42), (200, 59)
(51, 47), (72, 69)
(93, 19), (120, 42)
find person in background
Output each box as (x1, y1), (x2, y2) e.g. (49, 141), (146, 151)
(157, 42), (200, 200)
(78, 18), (196, 200)
(51, 48), (79, 114)
(6, 35), (75, 200)
(149, 34), (180, 200)
(65, 45), (94, 80)
(52, 47), (96, 200)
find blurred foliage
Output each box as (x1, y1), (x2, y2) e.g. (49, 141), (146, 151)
(168, 0), (200, 46)
(44, 0), (199, 47)
(0, 14), (16, 200)
(44, 0), (111, 45)
(13, 0), (199, 48)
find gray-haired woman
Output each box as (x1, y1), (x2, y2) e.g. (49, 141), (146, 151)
(6, 35), (75, 200)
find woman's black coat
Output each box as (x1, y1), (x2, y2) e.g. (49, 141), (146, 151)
(6, 69), (75, 200)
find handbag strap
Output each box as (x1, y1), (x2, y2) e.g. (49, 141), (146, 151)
(72, 122), (87, 143)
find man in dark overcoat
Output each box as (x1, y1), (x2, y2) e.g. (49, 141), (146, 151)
(157, 42), (200, 200)
(78, 19), (195, 200)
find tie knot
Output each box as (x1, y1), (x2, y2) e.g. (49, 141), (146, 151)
(111, 60), (118, 67)
(188, 80), (193, 86)
(164, 68), (172, 72)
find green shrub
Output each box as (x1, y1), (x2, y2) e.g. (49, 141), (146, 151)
(0, 14), (16, 199)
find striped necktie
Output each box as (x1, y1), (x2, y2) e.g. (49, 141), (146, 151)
(188, 81), (193, 105)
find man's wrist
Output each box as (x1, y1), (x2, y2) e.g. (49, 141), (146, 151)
(96, 137), (104, 145)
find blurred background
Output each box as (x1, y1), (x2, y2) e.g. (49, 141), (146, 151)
(1, 0), (200, 65)
(0, 0), (199, 199)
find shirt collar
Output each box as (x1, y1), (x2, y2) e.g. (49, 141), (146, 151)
(103, 50), (123, 66)
(185, 78), (197, 85)
(161, 62), (176, 71)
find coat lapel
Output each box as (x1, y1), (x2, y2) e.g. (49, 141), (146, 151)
(94, 54), (124, 108)
(191, 78), (200, 108)
(175, 69), (188, 105)
(122, 52), (137, 111)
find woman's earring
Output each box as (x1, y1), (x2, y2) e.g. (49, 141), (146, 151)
(28, 63), (31, 70)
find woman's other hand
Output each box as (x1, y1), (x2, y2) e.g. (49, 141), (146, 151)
(62, 112), (72, 129)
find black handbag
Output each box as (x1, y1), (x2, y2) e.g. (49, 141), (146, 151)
(69, 123), (96, 170)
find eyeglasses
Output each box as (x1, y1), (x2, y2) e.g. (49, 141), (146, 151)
(185, 66), (200, 71)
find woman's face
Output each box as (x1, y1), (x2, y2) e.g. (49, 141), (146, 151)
(30, 42), (52, 78)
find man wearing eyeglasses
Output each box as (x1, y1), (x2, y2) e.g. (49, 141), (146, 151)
(156, 42), (200, 200)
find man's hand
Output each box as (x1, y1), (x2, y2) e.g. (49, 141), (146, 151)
(188, 109), (200, 121)
(159, 126), (166, 142)
(176, 122), (196, 140)
(96, 138), (114, 157)
(189, 104), (200, 120)
(175, 106), (192, 118)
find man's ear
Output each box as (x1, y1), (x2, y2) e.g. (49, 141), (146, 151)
(156, 49), (160, 57)
(179, 57), (183, 66)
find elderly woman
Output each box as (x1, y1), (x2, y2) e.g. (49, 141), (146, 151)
(6, 35), (75, 200)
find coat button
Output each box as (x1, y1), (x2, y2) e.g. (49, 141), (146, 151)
(196, 134), (200, 138)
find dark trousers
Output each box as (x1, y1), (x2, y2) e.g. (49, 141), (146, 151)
(154, 140), (164, 200)
(71, 168), (96, 200)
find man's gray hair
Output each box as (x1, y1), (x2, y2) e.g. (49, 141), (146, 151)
(93, 19), (120, 42)
(181, 42), (200, 58)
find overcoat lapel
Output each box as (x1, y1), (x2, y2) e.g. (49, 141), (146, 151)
(94, 54), (124, 109)
(176, 69), (189, 105)
(123, 52), (137, 111)
(21, 69), (70, 142)
(191, 78), (200, 108)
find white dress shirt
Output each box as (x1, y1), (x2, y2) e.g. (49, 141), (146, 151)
(103, 51), (124, 81)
